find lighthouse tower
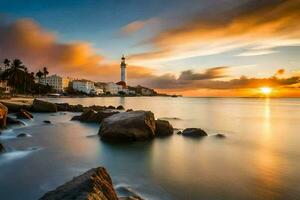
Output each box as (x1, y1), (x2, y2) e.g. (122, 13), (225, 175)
(120, 55), (127, 84)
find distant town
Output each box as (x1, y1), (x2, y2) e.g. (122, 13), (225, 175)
(0, 56), (178, 97)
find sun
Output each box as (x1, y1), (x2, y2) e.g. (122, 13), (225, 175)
(260, 87), (272, 95)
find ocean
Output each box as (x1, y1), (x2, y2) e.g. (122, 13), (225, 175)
(0, 97), (300, 200)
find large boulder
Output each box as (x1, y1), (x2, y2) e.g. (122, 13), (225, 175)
(99, 111), (156, 142)
(71, 109), (119, 123)
(182, 128), (208, 137)
(40, 167), (119, 200)
(0, 100), (31, 112)
(155, 120), (173, 137)
(56, 103), (85, 112)
(0, 103), (8, 129)
(32, 99), (57, 112)
(16, 109), (33, 119)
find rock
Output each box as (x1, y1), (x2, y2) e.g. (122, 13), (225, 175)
(71, 109), (119, 123)
(182, 128), (208, 137)
(7, 117), (25, 126)
(0, 103), (8, 129)
(99, 111), (156, 142)
(116, 105), (124, 110)
(16, 109), (33, 119)
(126, 109), (133, 112)
(0, 101), (31, 112)
(55, 103), (70, 111)
(32, 99), (57, 112)
(17, 133), (28, 137)
(43, 120), (51, 124)
(0, 143), (4, 152)
(108, 105), (115, 109)
(155, 120), (173, 137)
(215, 133), (226, 138)
(40, 167), (119, 200)
(87, 105), (107, 112)
(177, 131), (182, 135)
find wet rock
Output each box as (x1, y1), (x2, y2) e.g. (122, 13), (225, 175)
(117, 105), (124, 110)
(0, 101), (31, 112)
(16, 109), (33, 119)
(87, 105), (107, 112)
(215, 133), (226, 138)
(32, 99), (57, 112)
(71, 109), (118, 123)
(0, 143), (4, 152)
(0, 103), (8, 129)
(182, 128), (208, 137)
(7, 117), (25, 126)
(108, 105), (115, 109)
(40, 167), (119, 200)
(99, 111), (156, 142)
(155, 120), (173, 137)
(55, 103), (70, 111)
(43, 120), (51, 124)
(17, 133), (28, 137)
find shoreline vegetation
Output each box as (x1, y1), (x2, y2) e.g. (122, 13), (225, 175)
(0, 97), (223, 200)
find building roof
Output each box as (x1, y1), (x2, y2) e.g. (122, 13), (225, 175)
(116, 81), (127, 88)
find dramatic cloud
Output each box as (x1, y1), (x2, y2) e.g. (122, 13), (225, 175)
(0, 19), (153, 81)
(120, 18), (159, 36)
(130, 0), (300, 61)
(178, 67), (228, 80)
(142, 69), (300, 91)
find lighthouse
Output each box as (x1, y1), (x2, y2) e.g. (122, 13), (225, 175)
(120, 55), (127, 84)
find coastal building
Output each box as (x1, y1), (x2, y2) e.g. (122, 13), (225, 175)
(0, 80), (11, 94)
(104, 82), (123, 95)
(72, 80), (96, 94)
(41, 74), (70, 92)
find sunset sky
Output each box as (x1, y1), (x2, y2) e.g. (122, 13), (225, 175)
(0, 0), (300, 97)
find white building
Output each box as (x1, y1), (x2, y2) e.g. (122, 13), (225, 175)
(72, 80), (95, 94)
(41, 74), (69, 92)
(104, 82), (123, 95)
(0, 80), (11, 94)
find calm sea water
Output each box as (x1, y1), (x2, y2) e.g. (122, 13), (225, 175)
(1, 97), (300, 200)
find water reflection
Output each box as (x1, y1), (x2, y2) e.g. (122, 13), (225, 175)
(1, 97), (300, 200)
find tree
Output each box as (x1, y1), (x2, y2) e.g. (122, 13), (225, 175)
(43, 67), (49, 81)
(3, 58), (11, 71)
(36, 70), (43, 83)
(36, 70), (44, 95)
(1, 59), (26, 94)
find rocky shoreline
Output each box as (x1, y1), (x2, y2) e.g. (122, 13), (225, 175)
(0, 98), (224, 199)
(40, 167), (142, 200)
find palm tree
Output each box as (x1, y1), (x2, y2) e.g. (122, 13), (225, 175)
(43, 67), (49, 82)
(3, 58), (11, 71)
(1, 59), (27, 94)
(36, 70), (43, 83)
(36, 70), (44, 95)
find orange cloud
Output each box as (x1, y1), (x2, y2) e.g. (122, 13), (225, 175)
(0, 19), (153, 82)
(130, 0), (300, 61)
(120, 18), (159, 36)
